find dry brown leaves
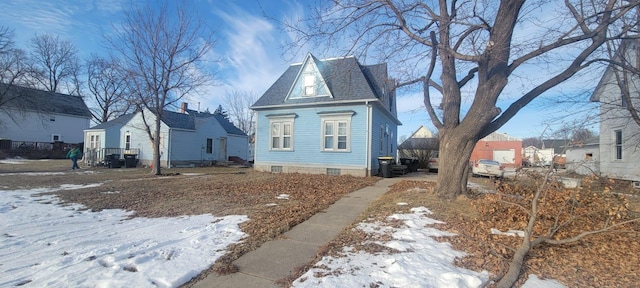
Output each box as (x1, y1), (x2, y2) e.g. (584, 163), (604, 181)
(302, 177), (640, 288)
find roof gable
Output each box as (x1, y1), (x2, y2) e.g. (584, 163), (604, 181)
(408, 125), (434, 139)
(286, 53), (332, 100)
(252, 54), (385, 108)
(591, 39), (638, 102)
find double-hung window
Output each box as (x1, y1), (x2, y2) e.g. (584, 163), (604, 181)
(319, 111), (354, 152)
(206, 138), (213, 154)
(268, 114), (296, 151)
(125, 133), (131, 150)
(615, 129), (623, 160)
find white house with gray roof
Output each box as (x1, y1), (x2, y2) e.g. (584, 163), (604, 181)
(251, 53), (401, 176)
(590, 39), (640, 182)
(0, 84), (91, 143)
(83, 103), (249, 168)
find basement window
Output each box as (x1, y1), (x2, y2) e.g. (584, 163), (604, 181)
(326, 168), (341, 175)
(271, 166), (283, 173)
(585, 153), (593, 160)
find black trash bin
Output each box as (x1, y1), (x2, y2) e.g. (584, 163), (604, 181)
(400, 158), (418, 172)
(378, 157), (394, 178)
(411, 159), (419, 172)
(124, 154), (137, 168)
(109, 154), (121, 168)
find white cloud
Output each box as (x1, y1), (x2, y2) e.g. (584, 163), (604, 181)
(189, 4), (304, 111)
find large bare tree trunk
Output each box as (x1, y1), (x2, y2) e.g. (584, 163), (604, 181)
(153, 118), (162, 175)
(436, 128), (477, 199)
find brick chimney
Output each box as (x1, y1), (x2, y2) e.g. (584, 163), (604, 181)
(180, 102), (188, 113)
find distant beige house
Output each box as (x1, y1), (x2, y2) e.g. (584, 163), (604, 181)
(397, 126), (438, 168)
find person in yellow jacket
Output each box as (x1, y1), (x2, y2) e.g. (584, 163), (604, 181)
(66, 145), (81, 170)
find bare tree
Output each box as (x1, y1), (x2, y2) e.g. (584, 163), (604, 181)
(223, 90), (258, 135)
(0, 26), (28, 123)
(521, 137), (542, 148)
(27, 34), (80, 93)
(485, 169), (640, 287)
(86, 55), (131, 124)
(107, 1), (215, 175)
(286, 1), (640, 199)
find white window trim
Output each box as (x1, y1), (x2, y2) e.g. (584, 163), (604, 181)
(267, 114), (296, 151)
(614, 129), (623, 160)
(319, 111), (354, 152)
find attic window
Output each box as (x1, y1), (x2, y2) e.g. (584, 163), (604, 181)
(304, 75), (315, 96)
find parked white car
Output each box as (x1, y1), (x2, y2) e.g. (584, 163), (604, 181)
(427, 152), (438, 172)
(471, 159), (504, 178)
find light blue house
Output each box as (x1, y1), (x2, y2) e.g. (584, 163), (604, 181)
(251, 53), (401, 176)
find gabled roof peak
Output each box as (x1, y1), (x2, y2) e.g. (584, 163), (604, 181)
(289, 53), (356, 66)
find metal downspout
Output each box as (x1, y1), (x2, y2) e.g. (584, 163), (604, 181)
(366, 101), (372, 176)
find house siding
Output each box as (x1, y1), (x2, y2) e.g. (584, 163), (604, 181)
(0, 109), (89, 143)
(227, 134), (249, 160)
(566, 144), (600, 175)
(124, 112), (170, 167)
(254, 104), (371, 176)
(596, 63), (640, 181)
(370, 105), (398, 172)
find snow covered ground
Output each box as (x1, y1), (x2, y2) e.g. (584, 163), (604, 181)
(0, 165), (565, 287)
(293, 206), (566, 288)
(0, 183), (247, 287)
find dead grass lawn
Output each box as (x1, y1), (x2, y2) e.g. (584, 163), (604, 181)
(0, 159), (378, 285)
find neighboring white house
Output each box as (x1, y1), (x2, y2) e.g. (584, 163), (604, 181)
(522, 146), (554, 167)
(83, 103), (249, 168)
(565, 137), (600, 176)
(0, 84), (91, 143)
(590, 38), (640, 182)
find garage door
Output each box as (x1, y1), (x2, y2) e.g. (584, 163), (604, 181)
(493, 149), (515, 164)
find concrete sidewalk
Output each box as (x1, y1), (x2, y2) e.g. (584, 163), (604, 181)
(193, 172), (435, 288)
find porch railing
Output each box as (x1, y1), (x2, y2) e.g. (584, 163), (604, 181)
(84, 148), (140, 166)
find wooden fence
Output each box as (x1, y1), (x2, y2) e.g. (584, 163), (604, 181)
(0, 140), (81, 159)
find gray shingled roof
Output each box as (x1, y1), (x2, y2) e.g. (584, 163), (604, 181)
(150, 109), (247, 136)
(398, 138), (439, 150)
(1, 83), (91, 117)
(161, 110), (196, 130)
(212, 113), (247, 136)
(87, 108), (247, 136)
(88, 114), (135, 130)
(252, 55), (388, 108)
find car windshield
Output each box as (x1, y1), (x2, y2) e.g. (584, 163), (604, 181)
(479, 160), (500, 165)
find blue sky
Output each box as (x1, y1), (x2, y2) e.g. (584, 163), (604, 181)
(0, 0), (599, 140)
